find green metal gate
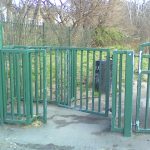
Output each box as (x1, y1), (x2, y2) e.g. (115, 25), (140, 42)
(53, 48), (111, 116)
(136, 42), (150, 133)
(2, 46), (112, 117)
(111, 43), (150, 136)
(0, 48), (47, 124)
(111, 50), (134, 137)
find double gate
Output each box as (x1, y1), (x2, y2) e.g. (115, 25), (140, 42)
(0, 25), (150, 137)
(2, 46), (112, 116)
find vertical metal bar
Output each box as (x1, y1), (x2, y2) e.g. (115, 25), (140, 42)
(43, 50), (47, 123)
(55, 49), (60, 104)
(29, 53), (33, 118)
(66, 50), (69, 105)
(111, 52), (118, 131)
(23, 51), (31, 124)
(105, 50), (110, 116)
(74, 50), (77, 106)
(5, 54), (9, 109)
(124, 52), (133, 137)
(64, 50), (67, 105)
(118, 54), (122, 128)
(86, 50), (89, 111)
(57, 49), (61, 104)
(98, 51), (102, 112)
(50, 49), (52, 101)
(67, 50), (71, 106)
(35, 52), (39, 115)
(92, 51), (95, 111)
(4, 54), (9, 119)
(70, 49), (73, 99)
(80, 50), (83, 110)
(13, 54), (17, 99)
(10, 53), (14, 119)
(22, 53), (26, 115)
(145, 56), (150, 128)
(16, 54), (21, 117)
(55, 50), (58, 102)
(0, 52), (3, 123)
(40, 52), (42, 100)
(1, 53), (6, 120)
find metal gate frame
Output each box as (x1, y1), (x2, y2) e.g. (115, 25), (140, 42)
(111, 43), (150, 136)
(136, 42), (150, 133)
(111, 50), (134, 137)
(53, 48), (111, 117)
(0, 48), (47, 124)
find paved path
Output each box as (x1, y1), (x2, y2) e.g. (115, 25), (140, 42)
(0, 104), (150, 150)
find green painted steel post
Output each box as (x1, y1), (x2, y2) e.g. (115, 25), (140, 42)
(29, 53), (33, 118)
(71, 49), (74, 100)
(43, 50), (47, 123)
(0, 52), (4, 123)
(71, 49), (76, 102)
(124, 51), (134, 137)
(92, 51), (95, 111)
(111, 51), (118, 131)
(55, 50), (58, 102)
(35, 52), (39, 115)
(16, 54), (21, 117)
(0, 22), (3, 48)
(10, 54), (14, 120)
(118, 54), (123, 128)
(105, 50), (110, 116)
(24, 51), (31, 124)
(40, 53), (42, 100)
(1, 53), (6, 121)
(56, 49), (61, 104)
(74, 49), (77, 104)
(67, 50), (71, 106)
(50, 49), (52, 102)
(98, 51), (102, 112)
(64, 50), (67, 105)
(86, 51), (89, 111)
(60, 50), (63, 103)
(80, 50), (83, 109)
(55, 49), (60, 103)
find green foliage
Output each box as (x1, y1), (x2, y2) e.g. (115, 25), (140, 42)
(93, 27), (126, 47)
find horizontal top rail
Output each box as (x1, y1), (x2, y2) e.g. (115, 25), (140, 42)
(3, 45), (110, 52)
(113, 50), (134, 54)
(0, 48), (46, 53)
